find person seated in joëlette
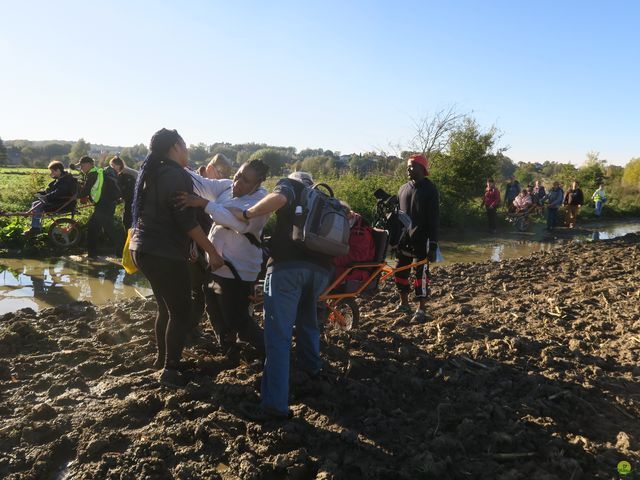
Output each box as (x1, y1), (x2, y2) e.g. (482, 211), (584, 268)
(25, 161), (78, 235)
(512, 188), (533, 214)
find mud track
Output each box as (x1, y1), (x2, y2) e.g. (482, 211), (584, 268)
(1, 234), (639, 479)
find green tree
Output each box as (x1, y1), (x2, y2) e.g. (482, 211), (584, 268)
(42, 142), (71, 158)
(495, 152), (516, 180)
(622, 158), (640, 188)
(429, 117), (501, 224)
(431, 118), (500, 201)
(514, 162), (538, 186)
(120, 143), (148, 165)
(348, 155), (375, 175)
(188, 143), (209, 165)
(298, 155), (335, 176)
(249, 148), (291, 176)
(0, 137), (7, 165)
(210, 144), (238, 164)
(70, 138), (91, 161)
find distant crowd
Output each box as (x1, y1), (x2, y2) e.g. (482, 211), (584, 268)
(481, 176), (607, 232)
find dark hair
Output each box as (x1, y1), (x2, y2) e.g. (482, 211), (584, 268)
(245, 159), (269, 182)
(48, 160), (65, 173)
(132, 128), (184, 227)
(110, 156), (125, 169)
(79, 156), (94, 165)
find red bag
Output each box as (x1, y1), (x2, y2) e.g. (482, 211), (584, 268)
(333, 215), (376, 282)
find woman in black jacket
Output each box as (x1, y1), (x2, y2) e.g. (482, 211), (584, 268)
(130, 128), (223, 387)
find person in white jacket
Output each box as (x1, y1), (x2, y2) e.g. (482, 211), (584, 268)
(179, 159), (270, 355)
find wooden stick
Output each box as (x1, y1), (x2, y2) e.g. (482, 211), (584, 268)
(492, 452), (536, 460)
(613, 404), (635, 420)
(548, 390), (569, 401)
(461, 355), (490, 370)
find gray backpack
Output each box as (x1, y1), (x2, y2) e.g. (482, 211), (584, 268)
(291, 183), (350, 256)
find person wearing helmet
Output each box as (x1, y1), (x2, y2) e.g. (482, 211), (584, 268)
(390, 153), (440, 323)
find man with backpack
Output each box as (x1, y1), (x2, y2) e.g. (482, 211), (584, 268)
(390, 153), (440, 323)
(228, 171), (339, 421)
(75, 156), (122, 258)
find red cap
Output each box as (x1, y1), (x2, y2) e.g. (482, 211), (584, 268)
(408, 153), (429, 173)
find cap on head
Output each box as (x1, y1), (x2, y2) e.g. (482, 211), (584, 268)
(407, 153), (428, 173)
(288, 171), (314, 187)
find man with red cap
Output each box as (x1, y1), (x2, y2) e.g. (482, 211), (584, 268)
(390, 153), (440, 322)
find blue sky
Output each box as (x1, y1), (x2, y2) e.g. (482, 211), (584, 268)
(1, 0), (638, 166)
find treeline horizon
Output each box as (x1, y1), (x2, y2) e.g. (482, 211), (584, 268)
(2, 116), (639, 224)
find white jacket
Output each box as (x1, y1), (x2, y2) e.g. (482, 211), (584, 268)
(189, 171), (268, 281)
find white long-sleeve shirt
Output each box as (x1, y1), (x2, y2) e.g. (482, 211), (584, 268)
(189, 171), (268, 281)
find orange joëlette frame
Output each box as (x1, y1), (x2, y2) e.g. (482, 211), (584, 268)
(250, 258), (430, 326)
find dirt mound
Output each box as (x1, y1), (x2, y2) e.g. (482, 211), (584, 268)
(1, 235), (639, 479)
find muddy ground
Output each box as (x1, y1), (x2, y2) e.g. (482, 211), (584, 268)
(1, 234), (640, 480)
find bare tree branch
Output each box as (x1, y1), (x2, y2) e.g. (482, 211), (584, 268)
(409, 106), (466, 158)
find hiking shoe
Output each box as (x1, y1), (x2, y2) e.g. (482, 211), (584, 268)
(411, 309), (427, 323)
(24, 228), (42, 236)
(389, 303), (412, 316)
(159, 368), (187, 388)
(240, 402), (292, 422)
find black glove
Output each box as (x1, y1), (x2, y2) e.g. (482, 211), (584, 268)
(427, 242), (438, 262)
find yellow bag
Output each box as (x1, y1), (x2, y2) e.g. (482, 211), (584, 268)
(122, 228), (138, 274)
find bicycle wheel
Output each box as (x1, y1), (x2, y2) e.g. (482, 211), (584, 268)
(327, 298), (359, 331)
(515, 216), (530, 232)
(48, 218), (82, 248)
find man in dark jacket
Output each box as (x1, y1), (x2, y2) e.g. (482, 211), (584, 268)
(504, 176), (521, 210)
(25, 161), (78, 235)
(76, 156), (121, 258)
(109, 156), (138, 230)
(563, 180), (584, 229)
(391, 153), (440, 323)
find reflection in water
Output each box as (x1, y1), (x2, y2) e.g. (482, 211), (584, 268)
(0, 221), (638, 314)
(0, 257), (152, 315)
(437, 220), (639, 265)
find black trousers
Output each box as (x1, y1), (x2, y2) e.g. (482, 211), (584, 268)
(188, 258), (208, 330)
(87, 202), (120, 257)
(134, 251), (191, 369)
(486, 207), (497, 231)
(122, 201), (133, 231)
(393, 241), (431, 299)
(207, 274), (264, 355)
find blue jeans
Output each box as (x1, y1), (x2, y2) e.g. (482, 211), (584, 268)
(546, 207), (558, 230)
(594, 200), (603, 216)
(30, 201), (45, 229)
(261, 261), (330, 414)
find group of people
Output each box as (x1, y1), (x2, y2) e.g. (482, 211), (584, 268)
(482, 176), (607, 232)
(25, 154), (140, 258)
(128, 128), (440, 421)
